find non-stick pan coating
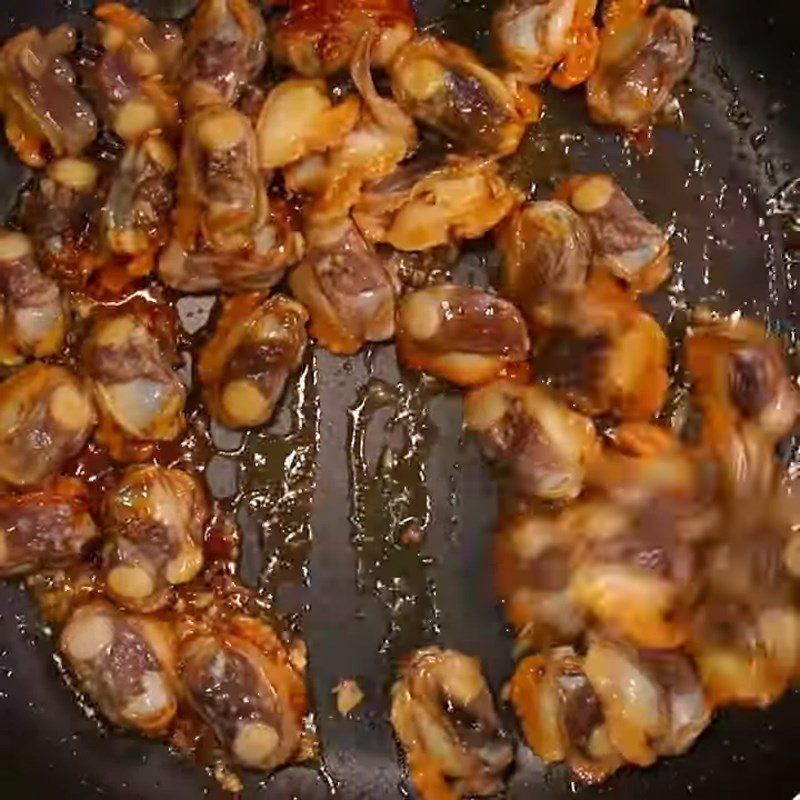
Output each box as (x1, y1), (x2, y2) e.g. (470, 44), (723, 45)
(0, 1), (798, 797)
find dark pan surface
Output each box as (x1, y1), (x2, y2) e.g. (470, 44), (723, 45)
(0, 0), (799, 798)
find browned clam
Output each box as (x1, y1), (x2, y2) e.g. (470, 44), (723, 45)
(0, 25), (97, 167)
(60, 600), (179, 735)
(0, 364), (95, 489)
(102, 466), (209, 612)
(396, 284), (530, 387)
(179, 616), (308, 771)
(82, 311), (186, 459)
(388, 36), (539, 157)
(288, 218), (398, 355)
(198, 292), (309, 428)
(0, 230), (67, 366)
(159, 105), (303, 293)
(390, 647), (513, 800)
(0, 478), (99, 577)
(181, 0), (267, 109)
(273, 0), (416, 77)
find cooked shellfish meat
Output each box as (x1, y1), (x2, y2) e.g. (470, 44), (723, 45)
(0, 363), (96, 488)
(388, 36), (539, 157)
(181, 0), (267, 109)
(0, 478), (99, 577)
(0, 25), (97, 167)
(288, 218), (398, 355)
(0, 230), (67, 365)
(396, 284), (530, 387)
(273, 0), (415, 77)
(60, 601), (178, 734)
(180, 626), (306, 771)
(390, 647), (513, 800)
(465, 380), (599, 501)
(557, 173), (670, 293)
(199, 293), (309, 428)
(493, 0), (600, 88)
(103, 466), (209, 611)
(354, 156), (519, 252)
(587, 5), (696, 130)
(82, 312), (186, 448)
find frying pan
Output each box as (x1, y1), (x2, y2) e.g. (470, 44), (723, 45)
(0, 0), (799, 798)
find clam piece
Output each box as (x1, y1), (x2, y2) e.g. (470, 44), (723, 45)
(587, 5), (696, 130)
(82, 4), (182, 143)
(284, 32), (417, 222)
(199, 293), (308, 428)
(354, 156), (519, 251)
(159, 106), (303, 293)
(0, 230), (67, 366)
(256, 79), (361, 170)
(508, 647), (621, 782)
(496, 200), (591, 327)
(20, 156), (103, 286)
(273, 0), (415, 77)
(181, 0), (267, 109)
(493, 513), (585, 649)
(557, 174), (670, 293)
(0, 364), (95, 489)
(0, 478), (99, 577)
(396, 284), (530, 387)
(465, 380), (599, 501)
(0, 26), (97, 167)
(493, 0), (600, 88)
(288, 218), (398, 355)
(82, 312), (186, 453)
(583, 636), (710, 766)
(100, 135), (178, 284)
(103, 466), (209, 612)
(388, 36), (539, 156)
(60, 601), (178, 734)
(180, 622), (307, 771)
(390, 647), (513, 800)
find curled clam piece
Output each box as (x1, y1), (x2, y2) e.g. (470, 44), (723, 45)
(273, 0), (415, 77)
(103, 466), (209, 612)
(0, 230), (67, 366)
(493, 513), (585, 649)
(256, 78), (360, 170)
(396, 284), (530, 387)
(180, 620), (307, 771)
(388, 36), (539, 157)
(583, 636), (710, 766)
(20, 156), (103, 286)
(496, 199), (591, 327)
(390, 647), (513, 800)
(587, 4), (697, 130)
(82, 313), (186, 453)
(181, 0), (267, 109)
(557, 174), (671, 293)
(101, 135), (178, 283)
(0, 26), (97, 167)
(508, 647), (621, 782)
(84, 4), (182, 143)
(354, 156), (519, 251)
(493, 0), (600, 88)
(284, 32), (417, 222)
(60, 601), (178, 734)
(464, 380), (599, 501)
(289, 218), (398, 355)
(199, 293), (309, 428)
(159, 106), (303, 293)
(0, 478), (99, 577)
(0, 364), (95, 489)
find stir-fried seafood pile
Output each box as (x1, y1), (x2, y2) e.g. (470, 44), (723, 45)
(0, 0), (793, 796)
